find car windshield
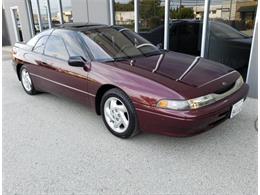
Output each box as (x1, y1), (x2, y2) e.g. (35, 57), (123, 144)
(79, 27), (161, 61)
(210, 22), (249, 39)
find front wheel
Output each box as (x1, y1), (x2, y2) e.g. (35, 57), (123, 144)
(101, 88), (139, 138)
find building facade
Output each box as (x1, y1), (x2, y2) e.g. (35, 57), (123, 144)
(2, 0), (111, 46)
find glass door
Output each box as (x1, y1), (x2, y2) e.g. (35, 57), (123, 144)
(205, 0), (258, 80)
(10, 6), (23, 42)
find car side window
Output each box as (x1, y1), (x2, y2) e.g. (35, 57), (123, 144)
(59, 32), (88, 60)
(33, 36), (48, 54)
(44, 35), (69, 60)
(27, 34), (42, 47)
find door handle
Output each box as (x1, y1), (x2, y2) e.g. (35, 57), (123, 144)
(39, 61), (48, 66)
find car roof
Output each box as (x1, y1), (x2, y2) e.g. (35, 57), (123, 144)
(56, 22), (109, 31)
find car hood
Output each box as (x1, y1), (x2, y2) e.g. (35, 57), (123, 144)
(129, 51), (234, 87)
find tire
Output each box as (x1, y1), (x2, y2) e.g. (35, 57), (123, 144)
(101, 88), (139, 138)
(20, 66), (38, 95)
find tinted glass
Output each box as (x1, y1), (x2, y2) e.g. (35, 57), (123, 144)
(173, 22), (201, 55)
(49, 0), (61, 26)
(58, 31), (86, 59)
(62, 0), (73, 23)
(26, 29), (52, 47)
(206, 0), (257, 80)
(33, 36), (48, 53)
(210, 21), (248, 39)
(114, 0), (134, 30)
(44, 35), (69, 60)
(30, 0), (41, 34)
(140, 0), (165, 32)
(27, 33), (41, 47)
(39, 0), (50, 30)
(80, 27), (160, 61)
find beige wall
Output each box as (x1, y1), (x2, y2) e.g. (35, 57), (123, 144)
(115, 11), (134, 24)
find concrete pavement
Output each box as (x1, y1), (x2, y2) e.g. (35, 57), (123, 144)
(3, 50), (258, 194)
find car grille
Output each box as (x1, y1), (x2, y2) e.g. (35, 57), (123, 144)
(208, 110), (230, 127)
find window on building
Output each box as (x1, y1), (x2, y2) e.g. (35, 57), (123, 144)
(11, 7), (23, 41)
(62, 0), (73, 23)
(114, 0), (134, 30)
(49, 0), (61, 26)
(39, 0), (50, 30)
(139, 0), (164, 32)
(205, 0), (258, 80)
(30, 0), (41, 34)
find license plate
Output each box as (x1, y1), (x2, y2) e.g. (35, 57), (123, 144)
(230, 99), (244, 118)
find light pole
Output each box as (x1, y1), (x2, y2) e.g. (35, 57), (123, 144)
(200, 0), (210, 57)
(134, 0), (139, 33)
(164, 0), (170, 50)
(109, 0), (115, 25)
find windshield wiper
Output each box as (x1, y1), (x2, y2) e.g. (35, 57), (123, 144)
(113, 56), (131, 62)
(143, 51), (162, 57)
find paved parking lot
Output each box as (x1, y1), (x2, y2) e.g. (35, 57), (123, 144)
(3, 49), (258, 195)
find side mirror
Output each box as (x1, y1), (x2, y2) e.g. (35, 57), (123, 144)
(68, 56), (86, 67)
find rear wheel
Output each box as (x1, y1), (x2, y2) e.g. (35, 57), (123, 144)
(20, 66), (38, 95)
(101, 88), (139, 138)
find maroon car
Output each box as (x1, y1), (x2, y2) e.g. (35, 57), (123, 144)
(12, 23), (249, 138)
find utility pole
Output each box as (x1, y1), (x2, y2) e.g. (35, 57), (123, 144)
(164, 0), (170, 50)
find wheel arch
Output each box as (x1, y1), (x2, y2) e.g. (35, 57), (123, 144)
(16, 63), (23, 81)
(95, 84), (129, 115)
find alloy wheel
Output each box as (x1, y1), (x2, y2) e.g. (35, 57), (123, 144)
(21, 69), (32, 92)
(104, 97), (129, 133)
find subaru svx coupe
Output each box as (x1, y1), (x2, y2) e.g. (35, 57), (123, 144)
(12, 23), (249, 138)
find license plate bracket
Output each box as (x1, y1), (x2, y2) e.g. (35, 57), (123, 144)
(230, 99), (244, 118)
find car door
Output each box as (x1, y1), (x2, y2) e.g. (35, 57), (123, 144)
(34, 30), (92, 106)
(22, 31), (52, 89)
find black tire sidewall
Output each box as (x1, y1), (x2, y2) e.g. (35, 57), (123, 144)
(101, 88), (137, 138)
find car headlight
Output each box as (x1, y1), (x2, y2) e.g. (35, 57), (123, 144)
(187, 94), (215, 109)
(157, 76), (244, 111)
(236, 75), (244, 86)
(157, 99), (190, 110)
(157, 95), (215, 111)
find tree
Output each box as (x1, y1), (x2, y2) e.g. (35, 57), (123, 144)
(140, 0), (162, 20)
(115, 0), (164, 30)
(140, 0), (164, 29)
(171, 7), (194, 19)
(115, 0), (134, 11)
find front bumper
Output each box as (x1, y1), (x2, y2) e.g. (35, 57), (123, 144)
(135, 83), (249, 137)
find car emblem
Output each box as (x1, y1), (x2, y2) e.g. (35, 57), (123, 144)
(222, 82), (227, 86)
